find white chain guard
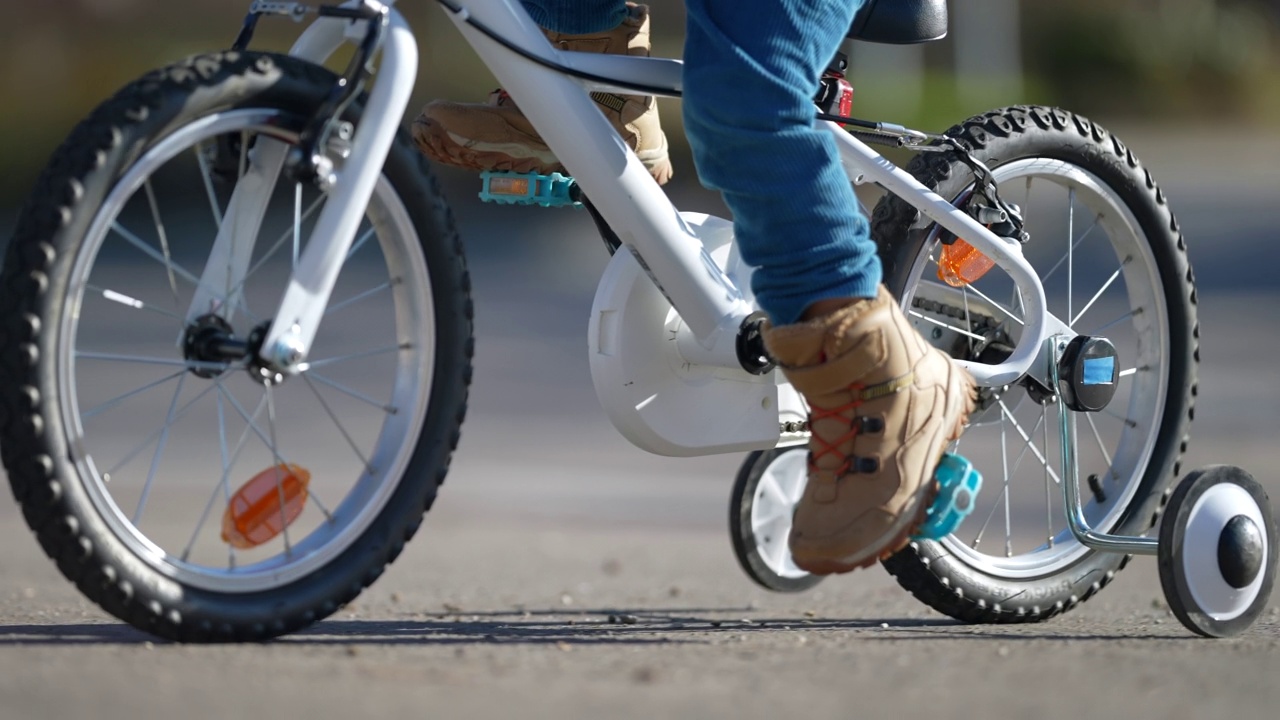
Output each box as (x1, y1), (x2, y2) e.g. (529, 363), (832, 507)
(587, 213), (806, 457)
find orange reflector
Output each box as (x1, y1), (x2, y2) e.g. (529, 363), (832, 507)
(488, 176), (531, 196)
(221, 464), (311, 549)
(937, 238), (996, 287)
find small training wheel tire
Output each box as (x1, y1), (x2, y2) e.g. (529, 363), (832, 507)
(1158, 465), (1278, 638)
(730, 448), (823, 593)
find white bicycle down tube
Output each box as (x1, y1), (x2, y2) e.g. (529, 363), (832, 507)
(444, 0), (752, 345)
(824, 123), (1056, 387)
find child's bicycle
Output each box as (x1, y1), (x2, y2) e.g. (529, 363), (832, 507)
(2, 0), (1275, 641)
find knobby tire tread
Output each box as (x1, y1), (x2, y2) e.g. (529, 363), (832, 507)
(870, 105), (1198, 624)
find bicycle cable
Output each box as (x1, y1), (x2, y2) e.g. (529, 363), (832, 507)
(434, 0), (682, 97)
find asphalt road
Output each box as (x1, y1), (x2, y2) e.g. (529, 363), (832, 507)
(0, 126), (1278, 719)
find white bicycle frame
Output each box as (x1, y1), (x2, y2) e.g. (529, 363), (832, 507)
(196, 0), (1072, 456)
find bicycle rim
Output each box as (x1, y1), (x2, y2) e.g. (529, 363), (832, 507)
(57, 108), (436, 593)
(902, 157), (1169, 579)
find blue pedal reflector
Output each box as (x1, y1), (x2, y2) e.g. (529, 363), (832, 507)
(479, 170), (580, 208)
(911, 453), (983, 541)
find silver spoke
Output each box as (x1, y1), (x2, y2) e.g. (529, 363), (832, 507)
(962, 281), (1025, 326)
(143, 179), (181, 308)
(998, 399), (1062, 484)
(110, 221), (256, 323)
(1001, 400), (1012, 557)
(263, 384), (293, 556)
(306, 372), (396, 414)
(972, 395), (1012, 551)
(962, 285), (975, 357)
(181, 393), (263, 564)
(229, 195), (325, 301)
(1088, 307), (1139, 336)
(76, 351), (230, 372)
(344, 226), (377, 262)
(132, 374), (189, 524)
(215, 385), (288, 466)
(301, 343), (408, 371)
(1071, 258), (1129, 326)
(1006, 410), (1047, 477)
(1067, 188), (1075, 323)
(81, 369), (185, 420)
(1102, 406), (1138, 428)
(105, 381), (221, 478)
(908, 311), (987, 342)
(224, 391), (254, 567)
(1084, 412), (1114, 469)
(980, 407), (1046, 553)
(1042, 211), (1100, 284)
(301, 374), (373, 474)
(111, 222), (203, 287)
(194, 141), (224, 229)
(324, 281), (394, 318)
(217, 385), (335, 523)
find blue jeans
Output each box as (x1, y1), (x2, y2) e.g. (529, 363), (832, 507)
(528, 0), (878, 324)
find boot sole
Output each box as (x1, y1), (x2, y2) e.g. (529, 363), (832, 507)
(794, 364), (979, 575)
(412, 117), (673, 186)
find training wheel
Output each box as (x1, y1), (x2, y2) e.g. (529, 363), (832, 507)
(730, 447), (823, 593)
(1158, 465), (1278, 637)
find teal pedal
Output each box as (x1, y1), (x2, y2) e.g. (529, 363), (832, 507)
(911, 453), (983, 541)
(479, 170), (580, 208)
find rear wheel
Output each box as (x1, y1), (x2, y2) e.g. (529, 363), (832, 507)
(872, 106), (1198, 623)
(0, 52), (473, 641)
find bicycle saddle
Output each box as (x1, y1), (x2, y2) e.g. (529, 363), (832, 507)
(849, 0), (948, 44)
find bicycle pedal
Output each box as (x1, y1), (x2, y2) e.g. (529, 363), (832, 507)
(912, 453), (983, 541)
(479, 170), (580, 208)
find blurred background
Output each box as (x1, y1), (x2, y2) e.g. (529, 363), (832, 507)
(3, 0), (1280, 205)
(0, 0), (1277, 529)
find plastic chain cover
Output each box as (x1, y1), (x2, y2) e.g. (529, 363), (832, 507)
(912, 453), (983, 540)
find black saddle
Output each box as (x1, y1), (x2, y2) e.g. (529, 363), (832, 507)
(849, 0), (948, 44)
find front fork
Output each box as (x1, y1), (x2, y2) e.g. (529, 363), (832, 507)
(185, 1), (414, 374)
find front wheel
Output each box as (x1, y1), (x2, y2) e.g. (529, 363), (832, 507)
(0, 52), (473, 641)
(871, 106), (1198, 623)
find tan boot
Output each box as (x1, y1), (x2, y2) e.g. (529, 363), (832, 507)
(412, 3), (673, 185)
(763, 286), (976, 574)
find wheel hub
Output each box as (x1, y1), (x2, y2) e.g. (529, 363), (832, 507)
(182, 314), (245, 378)
(1218, 514), (1265, 589)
